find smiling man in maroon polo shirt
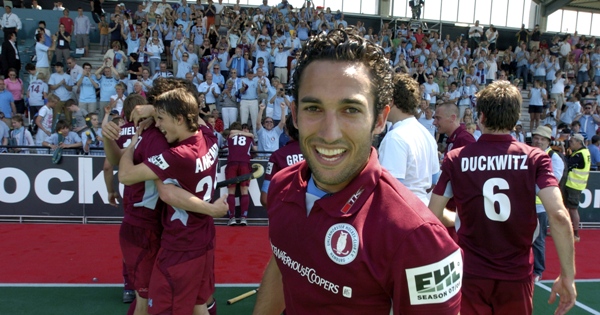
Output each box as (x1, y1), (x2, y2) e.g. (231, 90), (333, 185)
(253, 28), (462, 315)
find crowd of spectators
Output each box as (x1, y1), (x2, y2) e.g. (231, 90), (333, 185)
(2, 0), (600, 157)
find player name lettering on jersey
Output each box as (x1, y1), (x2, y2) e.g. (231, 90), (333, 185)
(405, 249), (462, 305)
(271, 243), (341, 295)
(461, 154), (528, 172)
(286, 154), (304, 166)
(195, 143), (219, 173)
(121, 126), (136, 136)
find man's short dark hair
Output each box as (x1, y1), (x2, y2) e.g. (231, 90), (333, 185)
(592, 135), (600, 145)
(285, 115), (298, 141)
(291, 27), (392, 126)
(147, 78), (199, 105)
(476, 81), (521, 132)
(123, 94), (147, 122)
(154, 88), (199, 132)
(391, 74), (420, 116)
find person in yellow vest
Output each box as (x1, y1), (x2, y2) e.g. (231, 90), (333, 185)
(565, 133), (590, 242)
(531, 126), (565, 282)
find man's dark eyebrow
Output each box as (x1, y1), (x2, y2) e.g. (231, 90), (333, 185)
(299, 97), (367, 106)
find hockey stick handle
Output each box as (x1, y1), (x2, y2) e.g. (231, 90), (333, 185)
(216, 164), (264, 188)
(227, 288), (259, 305)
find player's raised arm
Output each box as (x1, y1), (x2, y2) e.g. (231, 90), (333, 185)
(157, 182), (228, 218)
(118, 130), (159, 185)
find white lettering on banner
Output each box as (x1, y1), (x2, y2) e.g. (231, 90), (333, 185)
(0, 157), (262, 208)
(0, 157), (117, 206)
(579, 189), (600, 208)
(0, 168), (30, 203)
(78, 157), (113, 204)
(36, 169), (74, 204)
(271, 242), (341, 295)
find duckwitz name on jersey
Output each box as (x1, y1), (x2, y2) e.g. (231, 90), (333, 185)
(195, 144), (219, 173)
(461, 154), (528, 172)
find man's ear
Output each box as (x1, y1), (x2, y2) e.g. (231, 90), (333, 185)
(373, 105), (390, 135)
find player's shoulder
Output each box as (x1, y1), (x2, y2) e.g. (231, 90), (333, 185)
(270, 159), (305, 189)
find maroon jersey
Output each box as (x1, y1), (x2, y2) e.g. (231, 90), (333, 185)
(268, 149), (461, 314)
(264, 140), (303, 181)
(433, 134), (558, 280)
(144, 126), (219, 252)
(116, 122), (137, 149)
(120, 126), (170, 230)
(444, 124), (476, 155)
(226, 133), (253, 163)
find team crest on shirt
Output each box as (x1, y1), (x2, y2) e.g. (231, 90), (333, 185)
(325, 223), (359, 265)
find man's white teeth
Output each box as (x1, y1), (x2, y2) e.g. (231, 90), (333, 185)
(316, 147), (345, 156)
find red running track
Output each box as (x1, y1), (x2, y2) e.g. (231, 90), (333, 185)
(0, 224), (597, 284)
(0, 224), (271, 284)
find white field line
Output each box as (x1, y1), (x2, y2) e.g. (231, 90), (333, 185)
(536, 282), (600, 315)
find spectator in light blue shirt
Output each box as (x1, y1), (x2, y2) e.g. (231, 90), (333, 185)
(76, 63), (100, 118)
(94, 65), (119, 115)
(590, 135), (600, 171)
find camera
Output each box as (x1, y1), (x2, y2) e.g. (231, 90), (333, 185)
(550, 140), (565, 146)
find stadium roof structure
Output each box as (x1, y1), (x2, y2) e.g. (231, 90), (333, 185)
(539, 0), (600, 16)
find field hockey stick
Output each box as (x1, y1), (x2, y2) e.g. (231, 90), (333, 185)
(216, 163), (265, 188)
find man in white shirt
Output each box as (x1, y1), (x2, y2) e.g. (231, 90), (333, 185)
(551, 70), (567, 111)
(271, 43), (291, 84)
(74, 7), (91, 57)
(379, 74), (439, 205)
(1, 6), (22, 42)
(67, 57), (83, 96)
(35, 32), (54, 82)
(423, 75), (440, 107)
(560, 94), (582, 125)
(35, 94), (58, 146)
(468, 20), (483, 58)
(27, 72), (49, 118)
(48, 62), (74, 123)
(458, 77), (477, 119)
(197, 72), (221, 113)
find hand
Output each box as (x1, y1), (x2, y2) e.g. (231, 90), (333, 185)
(130, 105), (156, 126)
(50, 144), (57, 150)
(107, 191), (122, 207)
(102, 121), (122, 141)
(208, 194), (229, 218)
(548, 275), (576, 315)
(259, 103), (266, 111)
(137, 117), (155, 131)
(45, 130), (51, 136)
(59, 143), (67, 149)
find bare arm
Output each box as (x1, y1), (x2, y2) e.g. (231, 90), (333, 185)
(427, 193), (457, 227)
(118, 132), (159, 185)
(257, 102), (265, 131)
(252, 255), (285, 315)
(103, 158), (121, 207)
(157, 182), (228, 217)
(538, 186), (576, 315)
